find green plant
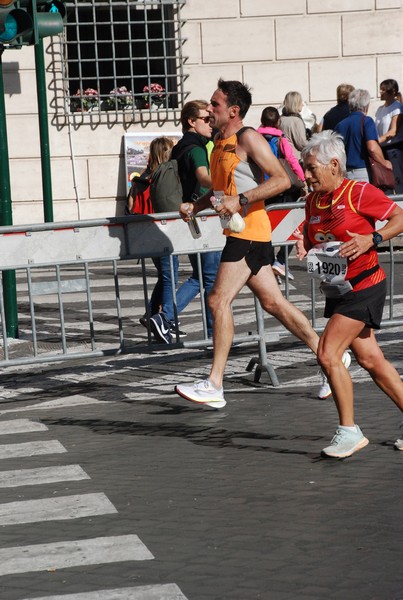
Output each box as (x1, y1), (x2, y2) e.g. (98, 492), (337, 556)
(106, 86), (133, 110)
(71, 88), (99, 112)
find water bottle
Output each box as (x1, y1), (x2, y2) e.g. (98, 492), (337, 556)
(211, 191), (245, 233)
(186, 195), (202, 239)
(188, 214), (201, 239)
(211, 191), (230, 229)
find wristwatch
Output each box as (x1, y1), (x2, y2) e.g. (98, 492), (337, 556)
(372, 231), (383, 247)
(238, 193), (248, 207)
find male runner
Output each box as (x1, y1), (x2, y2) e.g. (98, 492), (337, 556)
(174, 79), (335, 408)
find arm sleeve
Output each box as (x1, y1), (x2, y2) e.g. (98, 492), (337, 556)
(188, 146), (209, 171)
(279, 137), (305, 180)
(364, 117), (379, 142)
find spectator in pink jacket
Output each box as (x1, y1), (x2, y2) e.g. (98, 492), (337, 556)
(258, 106), (307, 281)
(258, 106), (305, 182)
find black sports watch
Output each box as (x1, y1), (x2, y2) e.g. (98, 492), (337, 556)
(372, 231), (383, 248)
(239, 193), (248, 207)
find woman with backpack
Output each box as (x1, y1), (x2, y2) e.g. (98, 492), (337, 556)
(134, 137), (179, 332)
(149, 100), (220, 344)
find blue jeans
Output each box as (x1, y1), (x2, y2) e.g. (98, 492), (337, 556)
(147, 257), (163, 315)
(153, 254), (179, 319)
(170, 251), (221, 336)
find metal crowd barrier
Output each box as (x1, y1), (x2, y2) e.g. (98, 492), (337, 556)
(0, 210), (279, 384)
(0, 196), (402, 386)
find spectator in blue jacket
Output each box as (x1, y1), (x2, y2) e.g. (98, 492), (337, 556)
(335, 89), (392, 182)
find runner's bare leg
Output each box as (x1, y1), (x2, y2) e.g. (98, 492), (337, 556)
(207, 259), (253, 388)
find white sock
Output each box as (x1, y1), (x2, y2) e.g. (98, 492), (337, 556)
(340, 424), (357, 432)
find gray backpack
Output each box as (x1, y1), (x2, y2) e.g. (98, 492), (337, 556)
(150, 159), (183, 213)
(150, 144), (197, 213)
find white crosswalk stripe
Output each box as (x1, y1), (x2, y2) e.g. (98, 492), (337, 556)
(20, 584), (188, 599)
(0, 464), (90, 488)
(0, 439), (66, 459)
(0, 492), (117, 526)
(0, 394), (110, 416)
(0, 418), (48, 435)
(0, 534), (153, 576)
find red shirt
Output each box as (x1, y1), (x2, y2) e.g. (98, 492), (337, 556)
(305, 179), (396, 291)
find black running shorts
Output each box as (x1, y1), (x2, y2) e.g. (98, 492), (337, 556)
(220, 236), (274, 276)
(324, 279), (386, 330)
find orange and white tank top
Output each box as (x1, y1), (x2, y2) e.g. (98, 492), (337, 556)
(210, 130), (271, 242)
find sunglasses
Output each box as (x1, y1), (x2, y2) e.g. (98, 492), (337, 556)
(196, 116), (211, 123)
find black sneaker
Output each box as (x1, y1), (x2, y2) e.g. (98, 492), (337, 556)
(150, 313), (172, 344)
(170, 324), (187, 339)
(139, 316), (148, 329)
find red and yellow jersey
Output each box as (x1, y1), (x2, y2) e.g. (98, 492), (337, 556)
(305, 179), (396, 291)
(210, 131), (271, 242)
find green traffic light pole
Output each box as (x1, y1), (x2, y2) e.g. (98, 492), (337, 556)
(0, 38), (55, 339)
(34, 37), (53, 222)
(0, 1), (62, 339)
(0, 45), (18, 338)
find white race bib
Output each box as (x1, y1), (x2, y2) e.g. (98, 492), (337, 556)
(307, 241), (348, 284)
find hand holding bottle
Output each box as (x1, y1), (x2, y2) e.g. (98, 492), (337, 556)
(210, 191), (245, 233)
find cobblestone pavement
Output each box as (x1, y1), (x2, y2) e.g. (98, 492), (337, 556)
(0, 255), (402, 600)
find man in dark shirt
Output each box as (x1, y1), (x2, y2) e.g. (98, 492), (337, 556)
(321, 83), (355, 131)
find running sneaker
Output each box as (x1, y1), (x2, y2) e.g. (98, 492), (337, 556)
(322, 425), (369, 458)
(150, 313), (172, 344)
(142, 314), (186, 339)
(272, 260), (295, 281)
(394, 422), (403, 450)
(318, 350), (351, 399)
(175, 379), (226, 409)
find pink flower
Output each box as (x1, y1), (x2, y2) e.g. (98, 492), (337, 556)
(142, 82), (166, 106)
(72, 88), (99, 111)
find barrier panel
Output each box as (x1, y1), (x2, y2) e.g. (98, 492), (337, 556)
(0, 210), (279, 385)
(0, 196), (402, 386)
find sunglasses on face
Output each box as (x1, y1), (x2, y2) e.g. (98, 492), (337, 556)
(196, 116), (211, 123)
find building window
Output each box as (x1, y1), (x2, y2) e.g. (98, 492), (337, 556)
(62, 0), (186, 118)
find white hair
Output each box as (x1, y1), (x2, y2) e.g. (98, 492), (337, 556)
(348, 89), (370, 112)
(301, 130), (346, 175)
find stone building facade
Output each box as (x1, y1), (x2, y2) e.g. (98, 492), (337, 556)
(2, 0), (402, 224)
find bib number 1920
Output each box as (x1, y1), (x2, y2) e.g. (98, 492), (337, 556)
(316, 260), (345, 276)
(307, 252), (347, 283)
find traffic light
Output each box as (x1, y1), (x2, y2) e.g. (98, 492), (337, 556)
(32, 0), (65, 44)
(0, 0), (65, 48)
(0, 0), (33, 46)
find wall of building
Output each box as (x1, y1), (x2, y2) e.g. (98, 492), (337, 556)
(2, 0), (402, 225)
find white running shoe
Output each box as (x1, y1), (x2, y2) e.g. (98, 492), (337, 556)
(318, 351), (351, 399)
(272, 260), (295, 281)
(322, 425), (369, 458)
(394, 422), (403, 450)
(175, 379), (226, 409)
(395, 438), (403, 451)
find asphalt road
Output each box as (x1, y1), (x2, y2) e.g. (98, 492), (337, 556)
(0, 253), (402, 600)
